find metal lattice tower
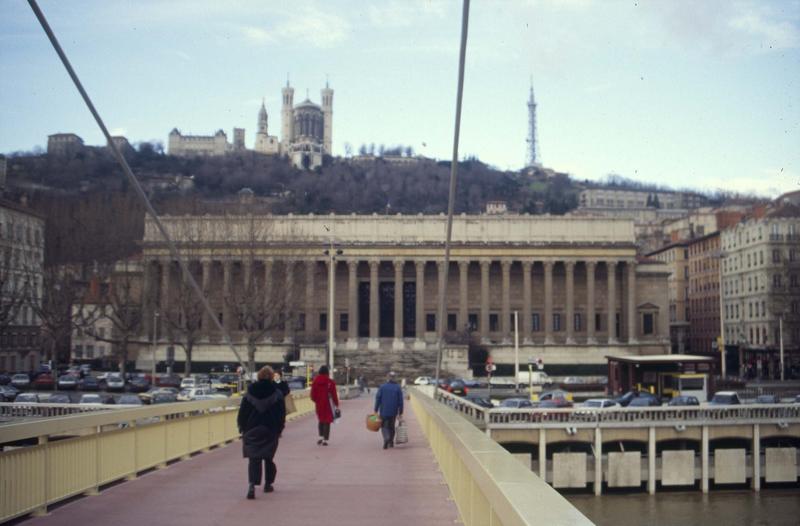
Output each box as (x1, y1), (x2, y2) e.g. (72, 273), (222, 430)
(526, 81), (539, 167)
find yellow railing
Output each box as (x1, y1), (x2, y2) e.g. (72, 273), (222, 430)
(0, 389), (314, 523)
(410, 387), (595, 526)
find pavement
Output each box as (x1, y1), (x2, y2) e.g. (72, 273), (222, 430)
(19, 394), (460, 526)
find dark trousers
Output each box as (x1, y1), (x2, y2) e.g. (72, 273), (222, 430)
(381, 416), (397, 445)
(318, 422), (330, 440)
(248, 457), (277, 486)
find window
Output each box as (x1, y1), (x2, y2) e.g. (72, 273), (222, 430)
(773, 274), (782, 288)
(792, 274), (799, 288)
(489, 313), (499, 332)
(553, 313), (561, 331)
(615, 313), (621, 338)
(531, 313), (540, 332)
(426, 313), (436, 332)
(319, 313), (327, 331)
(574, 313), (582, 332)
(773, 249), (781, 263)
(643, 313), (655, 335)
(468, 313), (478, 332)
(447, 313), (457, 331)
(297, 313), (306, 331)
(339, 313), (348, 332)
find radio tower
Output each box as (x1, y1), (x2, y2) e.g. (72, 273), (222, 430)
(526, 80), (540, 167)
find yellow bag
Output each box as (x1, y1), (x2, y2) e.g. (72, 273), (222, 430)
(366, 413), (382, 432)
(284, 393), (297, 414)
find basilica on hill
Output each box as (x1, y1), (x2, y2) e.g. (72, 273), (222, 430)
(167, 80), (333, 170)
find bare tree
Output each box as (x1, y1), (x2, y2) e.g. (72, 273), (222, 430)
(0, 251), (27, 333)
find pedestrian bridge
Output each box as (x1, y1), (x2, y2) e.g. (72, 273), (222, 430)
(439, 391), (800, 495)
(0, 388), (591, 525)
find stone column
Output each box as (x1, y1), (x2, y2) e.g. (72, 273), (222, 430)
(544, 261), (554, 345)
(701, 425), (709, 493)
(201, 259), (212, 336)
(607, 261), (618, 344)
(222, 259), (232, 333)
(369, 260), (379, 340)
(480, 259), (490, 342)
(458, 261), (469, 332)
(305, 260), (316, 338)
(648, 426), (656, 495)
(594, 428), (602, 496)
(284, 261), (295, 342)
(394, 260), (404, 341)
(437, 260), (447, 333)
(565, 260), (575, 345)
(627, 261), (638, 344)
(522, 261), (532, 343)
(538, 428), (547, 480)
(752, 424), (761, 491)
(586, 260), (597, 344)
(415, 260), (426, 339)
(501, 260), (511, 342)
(348, 260), (358, 341)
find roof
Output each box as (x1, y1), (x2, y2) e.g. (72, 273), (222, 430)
(295, 99), (321, 110)
(606, 354), (715, 364)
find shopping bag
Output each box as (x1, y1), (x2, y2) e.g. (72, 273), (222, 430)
(395, 419), (408, 444)
(284, 392), (297, 414)
(366, 413), (382, 432)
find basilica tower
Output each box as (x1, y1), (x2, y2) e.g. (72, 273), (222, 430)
(281, 80), (294, 151)
(321, 81), (333, 155)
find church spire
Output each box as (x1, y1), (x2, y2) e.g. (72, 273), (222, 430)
(258, 98), (268, 134)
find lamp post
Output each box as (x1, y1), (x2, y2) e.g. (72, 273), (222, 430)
(323, 225), (342, 373)
(151, 310), (159, 383)
(715, 250), (727, 379)
(514, 311), (519, 392)
(527, 357), (535, 401)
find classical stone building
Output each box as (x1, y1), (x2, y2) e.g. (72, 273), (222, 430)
(139, 214), (670, 377)
(647, 240), (690, 354)
(47, 133), (85, 157)
(0, 198), (45, 372)
(721, 203), (800, 378)
(167, 128), (230, 157)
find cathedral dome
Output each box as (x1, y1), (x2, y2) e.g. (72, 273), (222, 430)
(295, 99), (321, 111)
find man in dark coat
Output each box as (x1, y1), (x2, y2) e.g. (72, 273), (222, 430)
(374, 371), (404, 450)
(237, 366), (285, 499)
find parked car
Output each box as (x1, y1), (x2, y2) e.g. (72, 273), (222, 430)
(152, 392), (178, 404)
(11, 373), (31, 389)
(177, 387), (219, 401)
(32, 373), (55, 390)
(414, 376), (435, 386)
(180, 377), (197, 390)
(500, 398), (534, 408)
(446, 380), (469, 397)
(156, 375), (181, 388)
(79, 393), (115, 405)
(0, 385), (19, 401)
(710, 391), (741, 405)
(629, 396), (662, 407)
(128, 376), (151, 392)
(668, 395), (700, 406)
(14, 392), (41, 403)
(464, 395), (494, 408)
(105, 374), (126, 392)
(117, 394), (143, 405)
(462, 379), (481, 389)
(79, 364), (92, 376)
(583, 398), (619, 408)
(755, 394), (781, 404)
(536, 390), (574, 408)
(48, 394), (72, 404)
(79, 376), (101, 391)
(0, 373), (11, 385)
(139, 387), (179, 404)
(614, 390), (659, 407)
(194, 374), (210, 386)
(57, 374), (79, 390)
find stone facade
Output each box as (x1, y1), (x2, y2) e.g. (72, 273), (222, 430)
(687, 232), (721, 355)
(0, 198), (45, 372)
(47, 133), (85, 157)
(167, 128), (229, 157)
(139, 214), (670, 378)
(647, 241), (689, 354)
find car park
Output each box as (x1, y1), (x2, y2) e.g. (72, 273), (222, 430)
(0, 385), (19, 401)
(48, 394), (72, 404)
(583, 398), (618, 408)
(500, 398), (534, 408)
(668, 395), (700, 406)
(32, 373), (55, 390)
(11, 373), (31, 389)
(57, 374), (79, 390)
(105, 374), (126, 392)
(79, 376), (101, 391)
(14, 393), (41, 403)
(709, 391), (741, 405)
(755, 394), (781, 404)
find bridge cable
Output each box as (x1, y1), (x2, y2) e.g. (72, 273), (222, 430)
(27, 0), (250, 376)
(435, 0), (471, 384)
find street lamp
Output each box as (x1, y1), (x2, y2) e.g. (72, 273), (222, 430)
(151, 310), (159, 382)
(323, 225), (342, 372)
(715, 250), (727, 379)
(527, 357), (535, 401)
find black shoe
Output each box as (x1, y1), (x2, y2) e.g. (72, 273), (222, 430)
(322, 440), (328, 446)
(246, 485), (255, 499)
(317, 439), (323, 445)
(264, 484), (274, 493)
(383, 442), (388, 450)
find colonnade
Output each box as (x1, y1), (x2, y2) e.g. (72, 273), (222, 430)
(142, 256), (642, 345)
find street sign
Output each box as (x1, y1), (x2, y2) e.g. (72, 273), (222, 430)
(289, 361), (306, 367)
(485, 363), (497, 373)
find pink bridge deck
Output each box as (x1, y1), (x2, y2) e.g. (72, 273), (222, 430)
(20, 395), (460, 526)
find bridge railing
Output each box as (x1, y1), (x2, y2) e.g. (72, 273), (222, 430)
(411, 387), (593, 526)
(0, 389), (313, 523)
(433, 390), (800, 428)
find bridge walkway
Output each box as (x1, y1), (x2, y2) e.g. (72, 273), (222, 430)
(19, 395), (460, 526)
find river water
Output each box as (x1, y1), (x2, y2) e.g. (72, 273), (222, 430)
(567, 490), (800, 526)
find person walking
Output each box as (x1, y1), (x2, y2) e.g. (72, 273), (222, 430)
(310, 365), (339, 446)
(374, 371), (404, 450)
(237, 366), (286, 500)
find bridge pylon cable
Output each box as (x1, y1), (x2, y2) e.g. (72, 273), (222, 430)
(27, 0), (250, 376)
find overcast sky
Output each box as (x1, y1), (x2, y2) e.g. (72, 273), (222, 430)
(1, 0), (798, 197)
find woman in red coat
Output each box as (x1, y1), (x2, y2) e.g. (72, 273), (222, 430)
(310, 365), (339, 446)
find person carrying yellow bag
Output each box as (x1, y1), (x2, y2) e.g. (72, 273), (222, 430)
(373, 371), (404, 450)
